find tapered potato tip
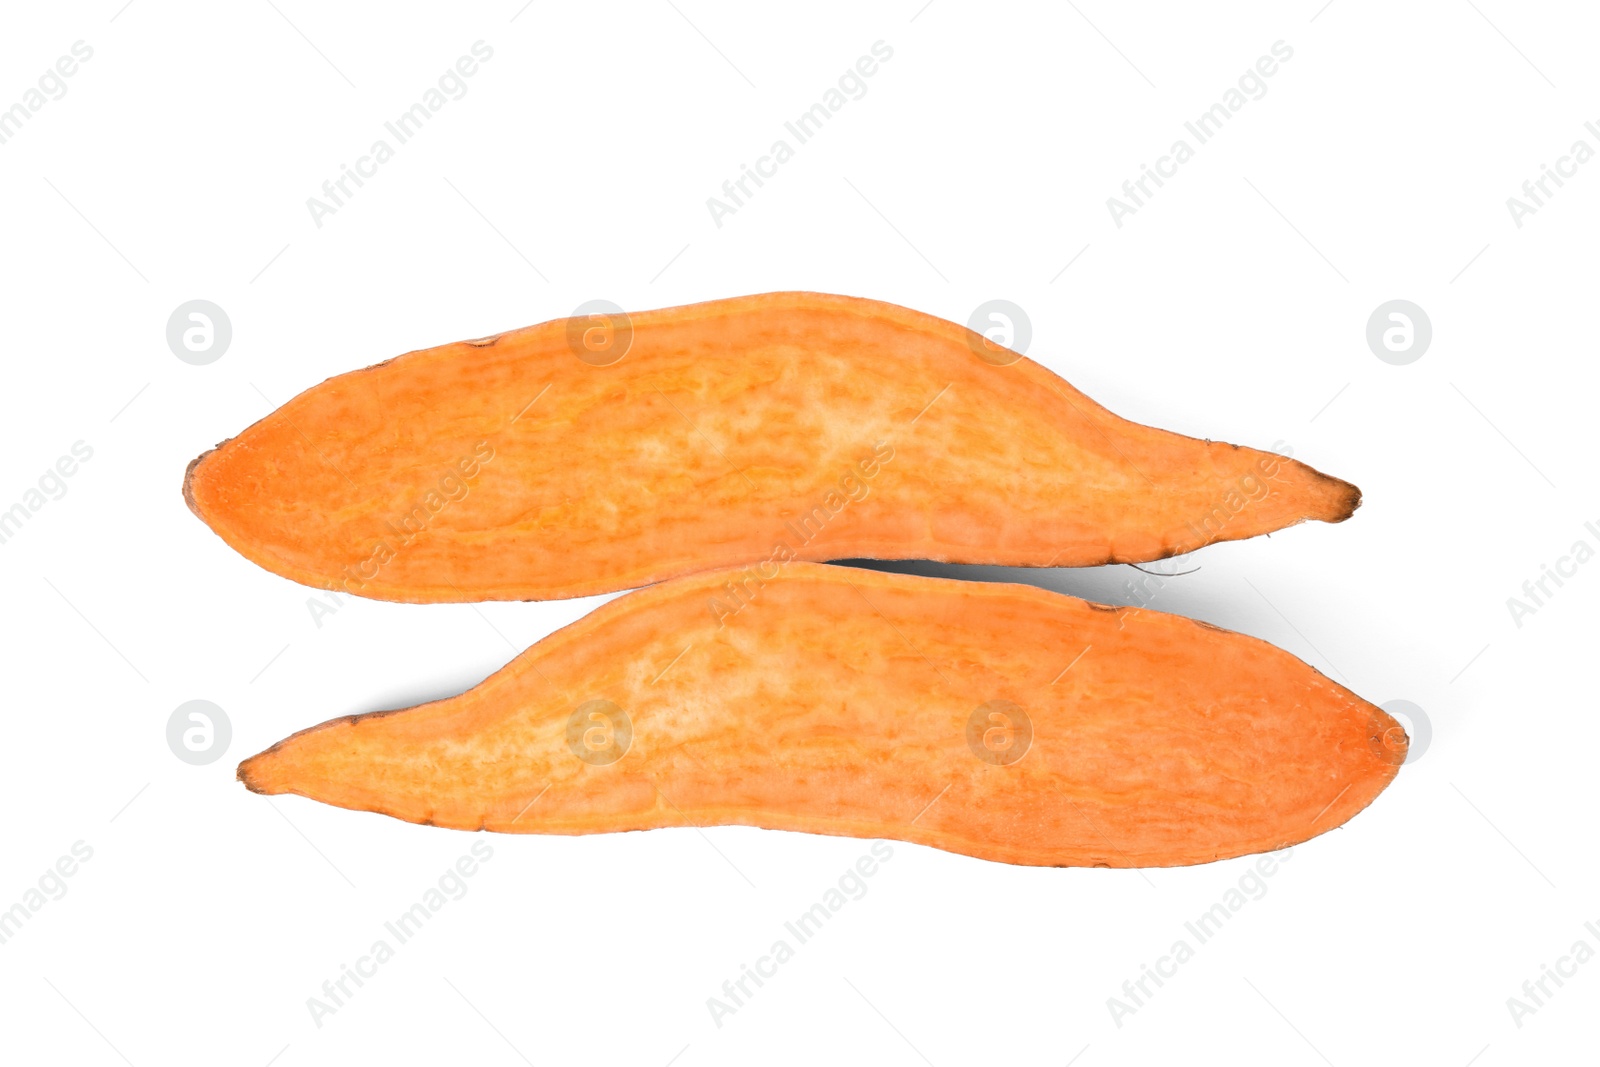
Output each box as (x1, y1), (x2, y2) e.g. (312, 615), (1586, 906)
(237, 753), (268, 794)
(238, 740), (291, 796)
(237, 710), (387, 798)
(1319, 470), (1363, 523)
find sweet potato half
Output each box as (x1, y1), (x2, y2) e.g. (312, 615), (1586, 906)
(239, 563), (1404, 867)
(185, 292), (1359, 602)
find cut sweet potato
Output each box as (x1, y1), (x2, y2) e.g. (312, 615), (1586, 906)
(238, 562), (1404, 868)
(185, 292), (1359, 602)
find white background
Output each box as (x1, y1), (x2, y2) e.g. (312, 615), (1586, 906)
(1, 2), (1595, 1064)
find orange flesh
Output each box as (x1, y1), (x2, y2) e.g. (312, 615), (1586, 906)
(238, 563), (1405, 868)
(184, 292), (1360, 603)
